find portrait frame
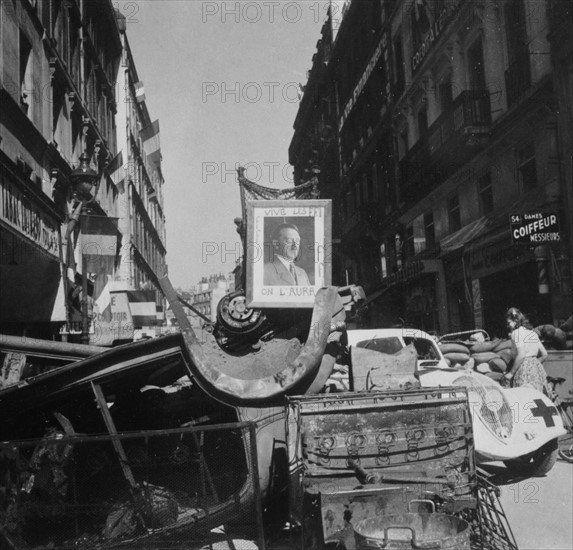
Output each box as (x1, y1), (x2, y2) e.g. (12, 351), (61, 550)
(245, 199), (332, 308)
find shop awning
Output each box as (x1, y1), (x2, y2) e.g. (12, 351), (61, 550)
(440, 217), (489, 254)
(464, 192), (560, 255)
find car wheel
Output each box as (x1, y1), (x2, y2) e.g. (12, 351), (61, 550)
(503, 439), (559, 476)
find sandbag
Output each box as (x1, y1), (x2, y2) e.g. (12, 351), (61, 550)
(439, 343), (470, 355)
(493, 339), (513, 352)
(536, 324), (556, 339)
(468, 339), (499, 353)
(471, 351), (500, 363)
(497, 348), (514, 365)
(443, 352), (471, 364)
(489, 357), (508, 373)
(552, 328), (567, 350)
(476, 362), (492, 373)
(560, 315), (573, 332)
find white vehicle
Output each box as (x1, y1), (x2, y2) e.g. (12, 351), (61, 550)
(346, 328), (566, 476)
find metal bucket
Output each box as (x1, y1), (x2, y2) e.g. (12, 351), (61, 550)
(354, 513), (470, 549)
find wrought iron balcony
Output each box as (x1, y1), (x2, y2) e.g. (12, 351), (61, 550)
(399, 90), (491, 197)
(505, 52), (531, 107)
(427, 89), (491, 156)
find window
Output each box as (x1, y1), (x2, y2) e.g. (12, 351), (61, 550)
(505, 0), (528, 63)
(356, 336), (403, 355)
(439, 72), (453, 111)
(412, 214), (426, 254)
(410, 2), (431, 50)
(518, 143), (537, 191)
(354, 182), (361, 208)
(424, 212), (435, 248)
(467, 39), (486, 90)
(362, 173), (369, 203)
(19, 31), (33, 115)
(380, 243), (387, 279)
(372, 163), (379, 201)
(395, 232), (403, 269)
(448, 195), (461, 232)
(345, 190), (353, 217)
(393, 34), (405, 98)
(405, 225), (415, 257)
(417, 105), (428, 138)
(398, 128), (408, 160)
(478, 172), (494, 214)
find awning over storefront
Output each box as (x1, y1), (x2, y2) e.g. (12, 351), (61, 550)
(468, 191), (560, 254)
(1, 227), (62, 325)
(440, 217), (489, 254)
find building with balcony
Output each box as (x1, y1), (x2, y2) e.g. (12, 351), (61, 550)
(1, 0), (122, 340)
(111, 16), (167, 330)
(290, 0), (572, 336)
(187, 273), (235, 330)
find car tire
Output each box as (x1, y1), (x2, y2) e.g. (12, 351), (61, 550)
(503, 439), (559, 476)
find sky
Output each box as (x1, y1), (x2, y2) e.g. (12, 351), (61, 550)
(115, 0), (330, 289)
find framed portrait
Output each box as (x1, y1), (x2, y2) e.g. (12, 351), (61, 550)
(245, 199), (332, 308)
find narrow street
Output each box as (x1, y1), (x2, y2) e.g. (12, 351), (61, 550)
(485, 459), (573, 550)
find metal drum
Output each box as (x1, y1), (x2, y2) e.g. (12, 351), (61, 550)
(354, 513), (470, 549)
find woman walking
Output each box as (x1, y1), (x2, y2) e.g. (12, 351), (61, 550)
(503, 307), (548, 392)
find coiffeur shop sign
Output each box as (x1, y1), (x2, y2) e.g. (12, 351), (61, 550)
(510, 212), (560, 244)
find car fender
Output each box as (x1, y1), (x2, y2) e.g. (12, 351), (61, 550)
(503, 386), (566, 450)
(420, 369), (565, 462)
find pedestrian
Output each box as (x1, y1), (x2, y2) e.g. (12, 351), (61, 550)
(503, 307), (548, 392)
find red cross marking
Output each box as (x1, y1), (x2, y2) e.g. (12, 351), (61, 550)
(531, 399), (558, 427)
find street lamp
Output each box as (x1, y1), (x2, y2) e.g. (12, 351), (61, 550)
(69, 152), (99, 202)
(68, 152), (99, 344)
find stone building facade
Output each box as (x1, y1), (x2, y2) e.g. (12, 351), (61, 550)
(1, 0), (122, 339)
(290, 0), (572, 336)
(110, 18), (167, 329)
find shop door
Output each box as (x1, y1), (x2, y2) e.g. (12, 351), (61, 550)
(480, 262), (552, 338)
